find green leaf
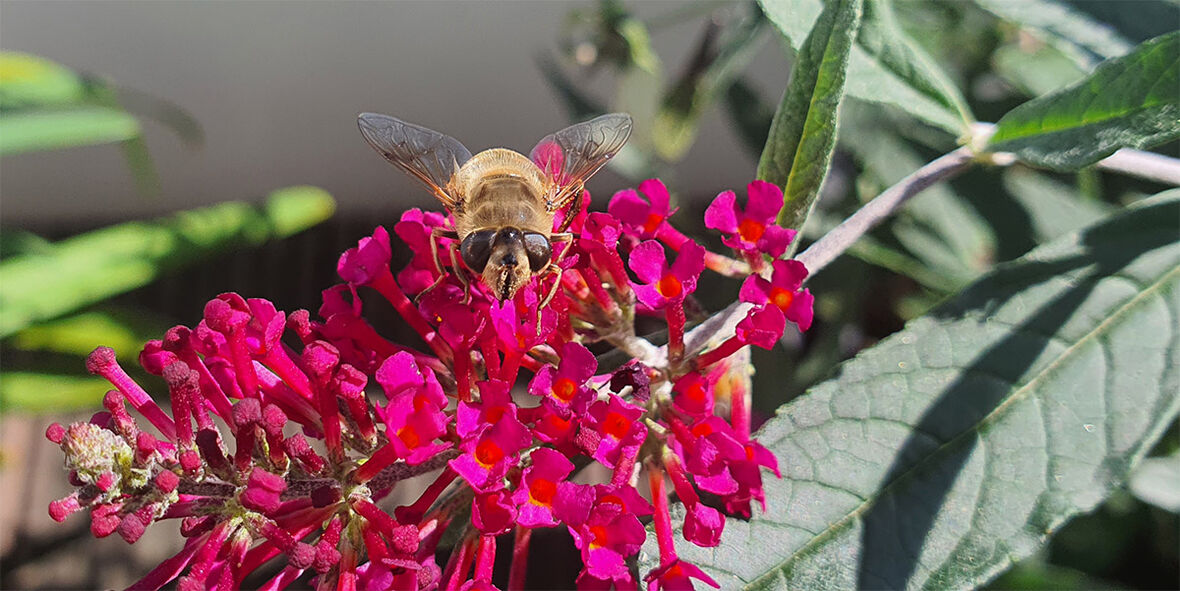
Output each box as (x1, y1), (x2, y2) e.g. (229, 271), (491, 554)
(758, 0), (863, 232)
(759, 0), (972, 135)
(0, 106), (141, 155)
(640, 191), (1180, 589)
(0, 186), (336, 338)
(0, 51), (87, 108)
(988, 32), (1180, 170)
(1128, 452), (1180, 512)
(972, 0), (1135, 68)
(992, 41), (1087, 97)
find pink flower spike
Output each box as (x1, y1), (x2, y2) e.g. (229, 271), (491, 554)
(645, 559), (720, 591)
(569, 502), (646, 582)
(471, 489), (517, 535)
(739, 258), (814, 331)
(512, 448), (581, 528)
(86, 347), (177, 441)
(580, 395), (646, 469)
(608, 178), (676, 240)
(705, 181), (797, 258)
(630, 240), (705, 310)
(337, 226), (392, 287)
(527, 342), (597, 415)
(449, 412), (532, 492)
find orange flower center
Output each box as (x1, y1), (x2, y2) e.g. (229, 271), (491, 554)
(413, 393), (431, 411)
(485, 405), (506, 424)
(738, 218), (766, 242)
(769, 286), (794, 312)
(657, 274), (683, 299)
(691, 421), (714, 437)
(543, 413), (571, 432)
(601, 412), (630, 439)
(475, 439), (505, 467)
(552, 377), (577, 403)
(642, 212), (664, 234)
(590, 525), (610, 548)
(397, 425), (420, 448)
(684, 382), (707, 403)
(529, 478), (557, 505)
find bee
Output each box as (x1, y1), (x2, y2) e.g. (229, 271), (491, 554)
(357, 112), (633, 306)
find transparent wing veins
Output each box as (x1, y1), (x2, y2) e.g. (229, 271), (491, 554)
(357, 113), (473, 209)
(530, 113), (633, 211)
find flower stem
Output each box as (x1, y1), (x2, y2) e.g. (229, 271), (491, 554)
(507, 525), (532, 590)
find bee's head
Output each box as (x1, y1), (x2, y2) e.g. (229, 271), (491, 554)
(461, 227), (552, 301)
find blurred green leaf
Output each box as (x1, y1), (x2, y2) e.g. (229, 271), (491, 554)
(0, 371), (111, 414)
(988, 32), (1180, 170)
(0, 229), (54, 259)
(652, 4), (768, 161)
(1064, 0), (1180, 45)
(0, 51), (86, 108)
(992, 41), (1087, 97)
(843, 105), (996, 289)
(758, 0), (863, 232)
(616, 16), (661, 74)
(972, 0), (1134, 68)
(0, 186), (336, 338)
(640, 190), (1180, 589)
(760, 0), (971, 135)
(986, 560), (1128, 590)
(0, 106), (140, 155)
(10, 306), (170, 357)
(851, 0), (973, 128)
(1129, 453), (1180, 512)
(1003, 168), (1112, 243)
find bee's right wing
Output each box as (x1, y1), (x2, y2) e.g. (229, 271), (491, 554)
(357, 113), (473, 209)
(530, 113), (633, 211)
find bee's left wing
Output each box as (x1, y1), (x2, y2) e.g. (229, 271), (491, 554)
(530, 113), (633, 212)
(358, 113), (473, 209)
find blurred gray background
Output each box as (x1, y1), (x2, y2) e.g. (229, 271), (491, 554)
(1, 1), (788, 230)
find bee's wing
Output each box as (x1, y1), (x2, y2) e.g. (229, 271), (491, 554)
(358, 113), (473, 209)
(530, 113), (633, 211)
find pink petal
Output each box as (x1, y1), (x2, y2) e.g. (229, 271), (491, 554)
(704, 191), (739, 233)
(744, 180), (784, 222)
(786, 288), (815, 332)
(627, 240), (668, 284)
(638, 178), (671, 213)
(736, 305), (786, 350)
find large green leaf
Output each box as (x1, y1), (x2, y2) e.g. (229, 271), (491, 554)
(640, 191), (1180, 589)
(758, 0), (863, 232)
(0, 186), (335, 338)
(759, 0), (972, 135)
(988, 32), (1180, 170)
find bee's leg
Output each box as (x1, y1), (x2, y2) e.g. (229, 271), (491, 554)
(429, 228), (459, 276)
(548, 232), (574, 261)
(416, 228), (460, 304)
(555, 184), (584, 233)
(535, 263), (566, 332)
(449, 244), (472, 304)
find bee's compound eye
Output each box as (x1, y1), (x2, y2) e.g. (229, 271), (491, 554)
(523, 233), (552, 272)
(461, 230), (496, 273)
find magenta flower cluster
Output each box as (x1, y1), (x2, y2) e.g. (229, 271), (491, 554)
(48, 179), (812, 590)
